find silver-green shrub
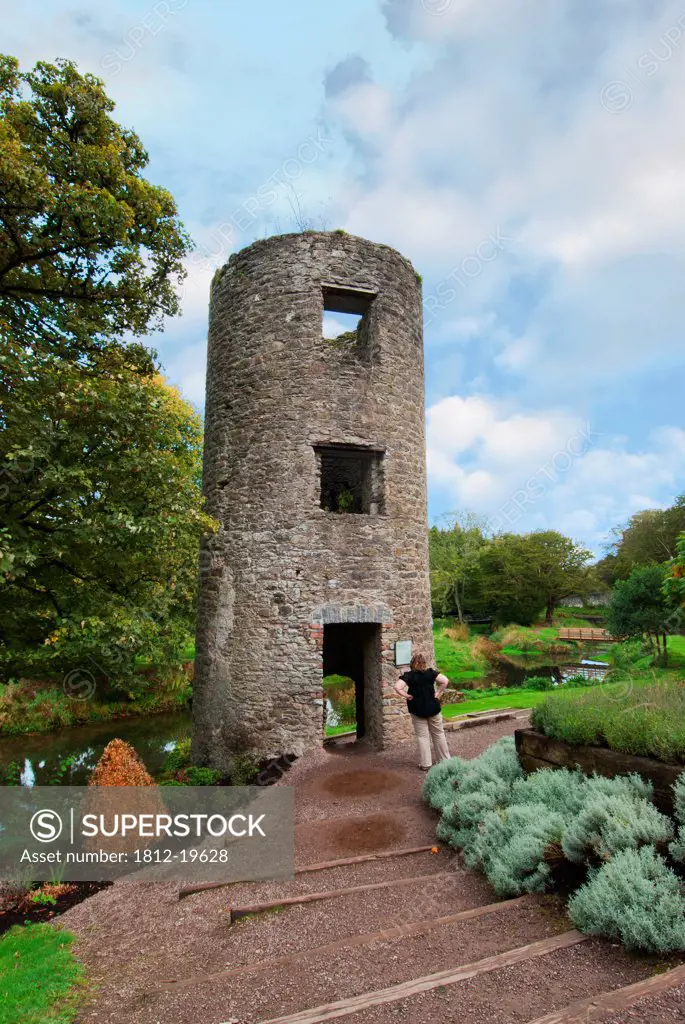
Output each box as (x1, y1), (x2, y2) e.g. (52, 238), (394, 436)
(562, 793), (673, 865)
(438, 737), (523, 837)
(668, 770), (685, 863)
(426, 739), (685, 952)
(568, 847), (685, 952)
(467, 803), (566, 896)
(584, 771), (653, 803)
(510, 767), (587, 818)
(422, 757), (464, 813)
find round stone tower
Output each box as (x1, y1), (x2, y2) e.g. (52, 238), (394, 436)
(192, 231), (434, 771)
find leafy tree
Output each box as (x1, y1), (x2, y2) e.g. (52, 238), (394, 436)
(0, 349), (216, 687)
(663, 532), (685, 614)
(0, 55), (190, 362)
(0, 55), (213, 687)
(526, 531), (593, 623)
(429, 514), (487, 621)
(478, 534), (545, 626)
(597, 497), (685, 584)
(606, 564), (671, 663)
(477, 530), (591, 626)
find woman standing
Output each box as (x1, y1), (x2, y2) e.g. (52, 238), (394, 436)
(394, 652), (451, 771)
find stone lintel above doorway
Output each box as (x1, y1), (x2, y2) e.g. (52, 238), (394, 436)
(311, 604), (393, 626)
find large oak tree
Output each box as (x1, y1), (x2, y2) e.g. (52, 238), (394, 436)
(0, 56), (214, 688)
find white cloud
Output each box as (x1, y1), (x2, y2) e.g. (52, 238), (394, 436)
(427, 393), (685, 552)
(328, 0), (685, 401)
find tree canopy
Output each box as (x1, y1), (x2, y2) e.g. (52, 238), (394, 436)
(606, 564), (671, 662)
(0, 56), (211, 688)
(663, 532), (685, 617)
(429, 514), (487, 622)
(0, 350), (215, 687)
(596, 496), (685, 586)
(0, 55), (190, 363)
(429, 524), (592, 626)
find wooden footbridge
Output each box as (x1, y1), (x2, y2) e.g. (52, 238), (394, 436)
(557, 627), (617, 643)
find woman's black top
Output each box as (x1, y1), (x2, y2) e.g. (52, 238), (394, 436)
(400, 668), (441, 718)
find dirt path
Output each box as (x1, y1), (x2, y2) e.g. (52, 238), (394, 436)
(62, 714), (685, 1023)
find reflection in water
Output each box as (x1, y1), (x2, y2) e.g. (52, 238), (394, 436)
(0, 710), (191, 786)
(477, 649), (610, 689)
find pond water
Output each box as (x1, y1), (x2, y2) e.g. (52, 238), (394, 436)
(0, 710), (191, 786)
(482, 653), (609, 689)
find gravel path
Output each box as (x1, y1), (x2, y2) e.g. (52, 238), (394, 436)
(59, 711), (678, 1024)
(597, 984), (685, 1023)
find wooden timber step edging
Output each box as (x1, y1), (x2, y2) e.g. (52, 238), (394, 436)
(249, 929), (589, 1024)
(525, 961), (685, 1023)
(465, 707), (516, 718)
(178, 844), (437, 900)
(444, 711), (516, 731)
(516, 728), (683, 816)
(160, 895), (534, 990)
(227, 870), (452, 924)
(323, 729), (357, 745)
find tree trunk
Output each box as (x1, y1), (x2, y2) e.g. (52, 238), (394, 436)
(454, 588), (464, 625)
(545, 598), (555, 625)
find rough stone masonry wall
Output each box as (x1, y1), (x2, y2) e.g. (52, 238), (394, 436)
(192, 231), (434, 772)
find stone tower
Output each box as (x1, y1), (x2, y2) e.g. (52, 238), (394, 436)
(192, 231), (434, 771)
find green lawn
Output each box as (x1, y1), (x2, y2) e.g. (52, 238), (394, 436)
(442, 689), (547, 719)
(667, 634), (685, 668)
(0, 924), (84, 1024)
(325, 723), (356, 737)
(432, 626), (487, 682)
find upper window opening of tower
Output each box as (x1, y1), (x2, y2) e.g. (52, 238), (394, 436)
(322, 285), (376, 342)
(315, 444), (384, 515)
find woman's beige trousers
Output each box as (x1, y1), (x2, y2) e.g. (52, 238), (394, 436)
(411, 713), (451, 768)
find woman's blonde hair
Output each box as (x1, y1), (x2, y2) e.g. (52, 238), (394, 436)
(410, 652), (428, 671)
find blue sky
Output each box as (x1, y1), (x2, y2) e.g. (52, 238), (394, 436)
(6, 0), (685, 554)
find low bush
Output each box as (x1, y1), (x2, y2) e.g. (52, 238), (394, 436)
(490, 625), (544, 652)
(467, 803), (566, 896)
(605, 639), (654, 678)
(568, 847), (685, 953)
(89, 739), (155, 786)
(561, 793), (673, 865)
(510, 767), (588, 819)
(564, 674), (601, 687)
(422, 756), (464, 812)
(228, 752), (260, 785)
(525, 676), (555, 691)
(436, 737), (523, 848)
(158, 737), (223, 785)
(426, 738), (685, 952)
